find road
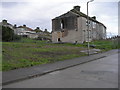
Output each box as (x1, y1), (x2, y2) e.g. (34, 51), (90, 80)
(3, 53), (118, 88)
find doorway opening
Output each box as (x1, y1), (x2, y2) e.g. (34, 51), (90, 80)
(58, 38), (61, 42)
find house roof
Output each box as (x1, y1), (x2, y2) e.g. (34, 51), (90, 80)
(17, 26), (35, 31)
(34, 28), (43, 32)
(0, 21), (13, 27)
(52, 8), (106, 29)
(70, 9), (106, 28)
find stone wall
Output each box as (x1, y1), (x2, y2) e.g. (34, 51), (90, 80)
(52, 11), (106, 43)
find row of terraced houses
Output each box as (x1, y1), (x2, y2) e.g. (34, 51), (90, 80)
(0, 20), (51, 40)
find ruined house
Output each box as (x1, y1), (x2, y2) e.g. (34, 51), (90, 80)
(52, 6), (106, 43)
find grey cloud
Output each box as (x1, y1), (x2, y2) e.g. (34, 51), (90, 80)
(1, 2), (18, 8)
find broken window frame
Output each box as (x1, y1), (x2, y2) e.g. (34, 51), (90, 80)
(60, 19), (65, 29)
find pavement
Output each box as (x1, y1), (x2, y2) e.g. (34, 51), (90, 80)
(3, 53), (118, 88)
(2, 49), (118, 86)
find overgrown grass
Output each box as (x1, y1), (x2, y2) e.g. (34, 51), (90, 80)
(2, 38), (119, 71)
(2, 38), (86, 71)
(89, 38), (120, 51)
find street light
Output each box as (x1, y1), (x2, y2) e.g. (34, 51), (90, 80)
(89, 0), (94, 2)
(87, 0), (94, 56)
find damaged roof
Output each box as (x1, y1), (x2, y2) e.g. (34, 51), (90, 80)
(52, 8), (106, 29)
(70, 9), (106, 28)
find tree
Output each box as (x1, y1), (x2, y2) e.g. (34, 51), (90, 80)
(1, 26), (21, 42)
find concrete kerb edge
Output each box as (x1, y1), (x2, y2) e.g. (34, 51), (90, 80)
(2, 55), (107, 86)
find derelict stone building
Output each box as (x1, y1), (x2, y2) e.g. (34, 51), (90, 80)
(52, 6), (106, 43)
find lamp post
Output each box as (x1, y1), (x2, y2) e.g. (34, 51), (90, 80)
(87, 0), (94, 56)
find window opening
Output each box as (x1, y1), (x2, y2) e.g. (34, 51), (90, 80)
(60, 19), (65, 29)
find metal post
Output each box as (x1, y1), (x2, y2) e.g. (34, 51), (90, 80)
(87, 2), (90, 56)
(87, 0), (94, 56)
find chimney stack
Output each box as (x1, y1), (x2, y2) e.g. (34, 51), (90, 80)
(14, 24), (17, 28)
(36, 27), (40, 30)
(2, 19), (7, 25)
(92, 16), (96, 20)
(74, 6), (80, 12)
(23, 24), (26, 27)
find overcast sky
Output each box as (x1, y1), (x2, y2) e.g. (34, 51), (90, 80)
(0, 0), (119, 37)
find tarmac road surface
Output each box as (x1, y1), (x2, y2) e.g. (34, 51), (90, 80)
(3, 53), (118, 88)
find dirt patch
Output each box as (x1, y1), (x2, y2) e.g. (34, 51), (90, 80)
(33, 51), (70, 56)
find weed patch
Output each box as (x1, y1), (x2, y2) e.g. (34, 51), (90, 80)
(2, 38), (119, 71)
